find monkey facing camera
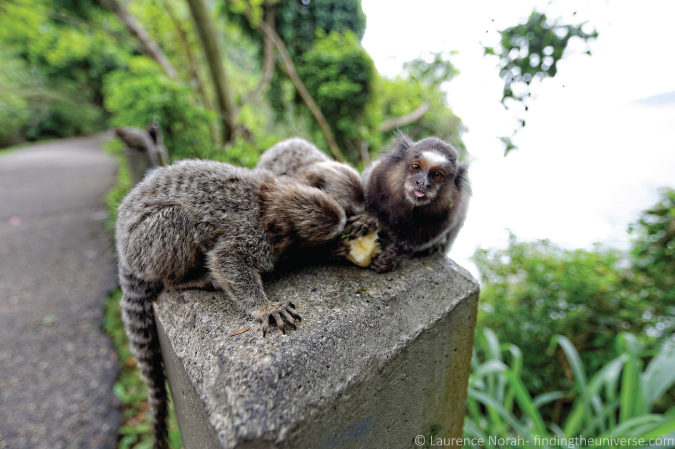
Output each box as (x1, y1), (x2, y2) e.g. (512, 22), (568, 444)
(361, 134), (470, 273)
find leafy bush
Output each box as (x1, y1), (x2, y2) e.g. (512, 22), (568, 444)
(297, 30), (375, 161)
(629, 188), (675, 312)
(473, 234), (672, 404)
(465, 329), (675, 447)
(103, 57), (216, 161)
(375, 75), (466, 155)
(0, 51), (105, 147)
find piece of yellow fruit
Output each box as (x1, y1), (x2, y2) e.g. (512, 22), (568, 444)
(345, 231), (382, 267)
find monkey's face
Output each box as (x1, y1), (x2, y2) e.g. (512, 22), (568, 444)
(403, 150), (456, 207)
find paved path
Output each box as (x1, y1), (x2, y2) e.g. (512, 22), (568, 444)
(0, 134), (120, 448)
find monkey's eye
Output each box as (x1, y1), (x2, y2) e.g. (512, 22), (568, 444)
(434, 172), (444, 180)
(411, 164), (421, 172)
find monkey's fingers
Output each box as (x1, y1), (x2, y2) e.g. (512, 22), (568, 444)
(330, 243), (351, 260)
(370, 248), (397, 273)
(282, 301), (302, 322)
(270, 311), (285, 334)
(259, 313), (272, 337)
(256, 302), (302, 336)
(279, 308), (298, 328)
(344, 214), (379, 238)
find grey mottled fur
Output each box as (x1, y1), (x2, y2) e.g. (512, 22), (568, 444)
(257, 138), (377, 237)
(115, 159), (347, 448)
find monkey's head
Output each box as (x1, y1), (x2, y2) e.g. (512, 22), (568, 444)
(260, 177), (347, 254)
(297, 161), (366, 216)
(387, 135), (468, 208)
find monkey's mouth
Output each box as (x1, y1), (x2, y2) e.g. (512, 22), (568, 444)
(414, 191), (426, 198)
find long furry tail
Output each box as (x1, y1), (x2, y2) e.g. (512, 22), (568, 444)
(119, 267), (168, 449)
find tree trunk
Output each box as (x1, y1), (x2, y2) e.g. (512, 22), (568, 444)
(185, 0), (235, 145)
(240, 5), (276, 108)
(101, 0), (177, 79)
(255, 13), (345, 162)
(156, 0), (218, 146)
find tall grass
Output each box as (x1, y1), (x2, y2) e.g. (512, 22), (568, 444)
(465, 329), (675, 448)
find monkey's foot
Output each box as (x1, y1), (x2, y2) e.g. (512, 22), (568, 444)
(343, 213), (379, 238)
(253, 301), (302, 337)
(370, 248), (397, 273)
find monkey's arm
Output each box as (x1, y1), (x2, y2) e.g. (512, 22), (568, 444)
(206, 238), (300, 336)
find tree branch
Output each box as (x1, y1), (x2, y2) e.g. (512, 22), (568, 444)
(379, 101), (430, 133)
(100, 0), (177, 79)
(243, 6), (345, 162)
(241, 5), (276, 107)
(185, 0), (236, 144)
(156, 0), (218, 146)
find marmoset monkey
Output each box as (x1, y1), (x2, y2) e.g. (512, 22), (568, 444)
(362, 134), (470, 273)
(115, 160), (347, 448)
(256, 137), (378, 238)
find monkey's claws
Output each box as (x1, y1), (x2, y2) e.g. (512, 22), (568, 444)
(254, 301), (302, 337)
(344, 214), (379, 238)
(370, 248), (397, 273)
(329, 243), (351, 260)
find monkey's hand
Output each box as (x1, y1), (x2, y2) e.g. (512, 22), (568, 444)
(253, 301), (302, 337)
(370, 248), (397, 273)
(343, 213), (379, 238)
(329, 242), (351, 260)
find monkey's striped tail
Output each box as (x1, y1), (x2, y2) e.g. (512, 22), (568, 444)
(119, 267), (168, 449)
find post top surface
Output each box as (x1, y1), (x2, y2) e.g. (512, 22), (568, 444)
(155, 254), (478, 447)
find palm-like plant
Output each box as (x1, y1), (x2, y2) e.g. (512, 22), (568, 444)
(465, 329), (675, 448)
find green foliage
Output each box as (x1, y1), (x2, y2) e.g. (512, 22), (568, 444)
(103, 58), (217, 161)
(275, 0), (366, 58)
(485, 11), (598, 105)
(629, 188), (675, 310)
(0, 50), (105, 147)
(297, 30), (375, 161)
(402, 51), (459, 89)
(376, 74), (466, 156)
(0, 0), (127, 146)
(485, 11), (598, 155)
(466, 329), (675, 447)
(473, 234), (668, 401)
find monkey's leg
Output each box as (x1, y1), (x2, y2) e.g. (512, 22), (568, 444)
(118, 268), (168, 449)
(206, 243), (301, 337)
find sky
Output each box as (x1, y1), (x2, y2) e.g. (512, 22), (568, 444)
(360, 0), (675, 278)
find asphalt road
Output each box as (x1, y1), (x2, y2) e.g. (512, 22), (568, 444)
(0, 134), (121, 448)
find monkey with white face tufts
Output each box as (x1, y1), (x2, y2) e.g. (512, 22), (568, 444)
(362, 134), (470, 273)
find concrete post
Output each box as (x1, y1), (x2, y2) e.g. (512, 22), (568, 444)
(124, 148), (154, 186)
(154, 253), (479, 449)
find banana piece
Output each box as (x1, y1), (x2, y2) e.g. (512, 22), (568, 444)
(345, 231), (382, 267)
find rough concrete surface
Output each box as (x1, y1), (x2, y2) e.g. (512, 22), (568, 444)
(155, 253), (479, 449)
(0, 135), (121, 448)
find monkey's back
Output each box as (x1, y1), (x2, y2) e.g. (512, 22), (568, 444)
(116, 160), (274, 282)
(256, 137), (329, 176)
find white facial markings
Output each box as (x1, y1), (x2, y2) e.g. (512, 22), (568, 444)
(422, 151), (449, 167)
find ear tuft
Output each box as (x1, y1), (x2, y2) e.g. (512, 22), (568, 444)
(455, 162), (471, 195)
(391, 132), (414, 161)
